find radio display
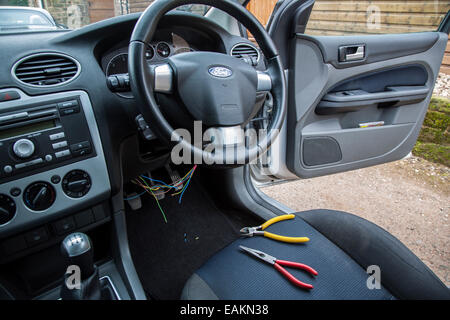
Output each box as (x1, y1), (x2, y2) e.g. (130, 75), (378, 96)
(0, 120), (56, 140)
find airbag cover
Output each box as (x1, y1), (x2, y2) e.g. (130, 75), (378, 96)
(168, 52), (257, 126)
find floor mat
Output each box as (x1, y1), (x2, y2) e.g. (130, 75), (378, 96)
(126, 179), (260, 300)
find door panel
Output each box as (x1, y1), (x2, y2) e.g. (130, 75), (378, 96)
(285, 32), (448, 178)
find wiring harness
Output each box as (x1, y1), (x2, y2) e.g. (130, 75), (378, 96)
(124, 165), (197, 223)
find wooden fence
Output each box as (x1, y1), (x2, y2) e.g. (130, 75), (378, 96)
(247, 0), (450, 74)
(88, 0), (115, 23)
(307, 1), (448, 35)
(443, 35), (450, 74)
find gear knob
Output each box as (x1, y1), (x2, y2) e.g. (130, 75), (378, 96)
(61, 232), (95, 280)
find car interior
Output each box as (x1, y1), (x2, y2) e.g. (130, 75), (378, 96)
(0, 0), (449, 300)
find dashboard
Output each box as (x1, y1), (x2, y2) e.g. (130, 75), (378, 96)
(0, 12), (262, 260)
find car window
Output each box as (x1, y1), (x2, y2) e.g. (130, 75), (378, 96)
(0, 1), (238, 31)
(0, 9), (53, 27)
(304, 1), (449, 35)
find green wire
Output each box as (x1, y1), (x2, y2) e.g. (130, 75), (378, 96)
(149, 188), (168, 224)
(140, 176), (168, 224)
(137, 166), (196, 222)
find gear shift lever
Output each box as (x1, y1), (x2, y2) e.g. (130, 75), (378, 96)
(61, 232), (95, 280)
(60, 232), (101, 300)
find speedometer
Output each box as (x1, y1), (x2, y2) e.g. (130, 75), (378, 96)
(106, 53), (128, 76)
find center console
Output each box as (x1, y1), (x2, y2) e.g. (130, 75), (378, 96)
(0, 89), (144, 300)
(0, 89), (111, 264)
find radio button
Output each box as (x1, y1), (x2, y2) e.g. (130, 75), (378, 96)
(71, 141), (90, 151)
(3, 165), (12, 174)
(57, 100), (78, 109)
(70, 141), (92, 157)
(13, 139), (35, 158)
(52, 141), (68, 150)
(15, 158), (43, 169)
(55, 150), (71, 158)
(58, 100), (80, 117)
(59, 106), (80, 116)
(49, 132), (65, 141)
(74, 148), (91, 157)
(45, 154), (53, 162)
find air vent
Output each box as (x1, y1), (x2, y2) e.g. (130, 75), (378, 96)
(231, 43), (259, 62)
(13, 53), (80, 87)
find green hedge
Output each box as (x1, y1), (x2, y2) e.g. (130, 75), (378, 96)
(412, 97), (450, 167)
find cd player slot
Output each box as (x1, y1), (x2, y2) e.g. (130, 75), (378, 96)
(0, 108), (57, 127)
(28, 108), (57, 119)
(0, 111), (58, 131)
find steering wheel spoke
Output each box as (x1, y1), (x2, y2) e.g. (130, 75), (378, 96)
(256, 71), (272, 93)
(153, 63), (173, 93)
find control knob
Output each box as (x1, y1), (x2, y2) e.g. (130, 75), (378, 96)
(23, 182), (56, 211)
(62, 170), (91, 198)
(13, 138), (35, 158)
(0, 194), (16, 225)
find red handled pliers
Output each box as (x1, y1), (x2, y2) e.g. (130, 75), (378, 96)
(239, 245), (318, 290)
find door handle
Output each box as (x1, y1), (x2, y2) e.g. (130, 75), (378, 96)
(338, 45), (365, 62)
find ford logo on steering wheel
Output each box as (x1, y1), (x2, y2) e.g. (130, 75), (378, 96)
(208, 66), (233, 78)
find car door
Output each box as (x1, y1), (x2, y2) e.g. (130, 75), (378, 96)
(250, 0), (449, 181)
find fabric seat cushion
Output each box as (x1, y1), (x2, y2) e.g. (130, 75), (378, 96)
(182, 210), (394, 299)
(182, 209), (449, 300)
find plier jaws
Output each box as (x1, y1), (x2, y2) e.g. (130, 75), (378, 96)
(240, 226), (264, 237)
(240, 214), (310, 243)
(239, 245), (277, 264)
(239, 245), (318, 290)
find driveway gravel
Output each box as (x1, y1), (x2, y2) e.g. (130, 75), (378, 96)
(261, 156), (450, 286)
(434, 73), (450, 98)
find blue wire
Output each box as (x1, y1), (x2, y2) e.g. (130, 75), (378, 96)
(139, 175), (177, 189)
(123, 191), (146, 201)
(178, 173), (193, 204)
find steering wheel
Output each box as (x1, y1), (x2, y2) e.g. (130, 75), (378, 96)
(129, 0), (286, 165)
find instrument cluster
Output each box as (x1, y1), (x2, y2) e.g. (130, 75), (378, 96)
(103, 33), (195, 78)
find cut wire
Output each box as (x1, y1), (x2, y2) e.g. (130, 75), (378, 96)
(123, 191), (147, 201)
(149, 188), (168, 224)
(139, 176), (168, 223)
(178, 165), (197, 203)
(124, 166), (198, 222)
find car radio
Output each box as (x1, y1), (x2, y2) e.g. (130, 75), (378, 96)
(0, 97), (95, 183)
(0, 90), (110, 237)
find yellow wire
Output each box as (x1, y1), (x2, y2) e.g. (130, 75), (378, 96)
(131, 166), (196, 197)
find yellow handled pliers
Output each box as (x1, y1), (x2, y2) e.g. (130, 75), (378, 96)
(240, 214), (310, 243)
